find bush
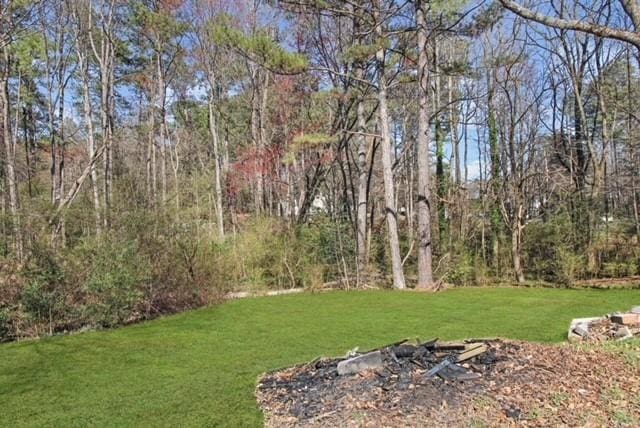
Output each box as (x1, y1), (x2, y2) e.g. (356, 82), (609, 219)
(555, 247), (586, 285)
(0, 308), (10, 341)
(76, 237), (150, 327)
(524, 214), (587, 284)
(146, 226), (224, 314)
(601, 261), (638, 278)
(21, 246), (70, 333)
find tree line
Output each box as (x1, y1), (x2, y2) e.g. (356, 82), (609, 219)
(1, 0), (640, 339)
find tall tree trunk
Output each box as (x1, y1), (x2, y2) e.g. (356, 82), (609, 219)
(488, 85), (502, 272)
(512, 204), (525, 284)
(433, 41), (447, 246)
(415, 0), (434, 290)
(355, 66), (369, 275)
(147, 101), (157, 209)
(22, 103), (33, 198)
(156, 49), (167, 207)
(1, 47), (23, 259)
(101, 65), (112, 227)
(75, 24), (102, 234)
(91, 3), (116, 229)
(208, 93), (225, 239)
(56, 65), (66, 247)
(250, 66), (263, 214)
(375, 15), (405, 290)
(259, 70), (269, 213)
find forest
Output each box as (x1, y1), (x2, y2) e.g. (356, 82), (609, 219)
(1, 0), (640, 341)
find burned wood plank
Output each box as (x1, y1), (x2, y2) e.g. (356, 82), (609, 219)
(425, 357), (453, 378)
(456, 344), (487, 363)
(434, 343), (467, 351)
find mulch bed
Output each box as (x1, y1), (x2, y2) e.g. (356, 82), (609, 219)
(257, 340), (640, 427)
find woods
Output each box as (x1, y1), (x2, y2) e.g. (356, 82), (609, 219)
(2, 0), (640, 341)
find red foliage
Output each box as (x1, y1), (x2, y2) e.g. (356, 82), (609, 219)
(159, 0), (185, 11)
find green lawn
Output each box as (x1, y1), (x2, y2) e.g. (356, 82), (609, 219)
(1, 288), (637, 427)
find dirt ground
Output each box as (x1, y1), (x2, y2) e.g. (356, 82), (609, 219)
(257, 340), (640, 427)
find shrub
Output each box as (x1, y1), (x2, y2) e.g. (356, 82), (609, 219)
(77, 238), (149, 327)
(555, 247), (586, 285)
(524, 214), (587, 284)
(0, 308), (10, 341)
(21, 246), (70, 333)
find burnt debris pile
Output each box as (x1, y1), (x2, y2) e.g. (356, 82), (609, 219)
(257, 338), (640, 427)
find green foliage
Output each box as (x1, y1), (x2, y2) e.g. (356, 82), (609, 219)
(11, 32), (44, 76)
(21, 246), (66, 326)
(78, 238), (149, 327)
(432, 0), (469, 14)
(0, 308), (10, 340)
(21, 279), (65, 325)
(446, 250), (476, 286)
(444, 248), (490, 286)
(555, 247), (586, 285)
(131, 0), (187, 41)
(342, 42), (383, 63)
(524, 215), (584, 284)
(291, 132), (336, 148)
(601, 262), (638, 278)
(212, 15), (307, 74)
(214, 217), (351, 291)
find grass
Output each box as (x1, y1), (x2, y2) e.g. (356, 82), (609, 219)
(0, 287), (637, 427)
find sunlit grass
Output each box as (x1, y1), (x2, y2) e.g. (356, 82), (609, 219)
(0, 288), (637, 427)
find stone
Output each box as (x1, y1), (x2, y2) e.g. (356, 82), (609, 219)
(572, 323), (589, 337)
(611, 313), (640, 325)
(615, 326), (632, 340)
(631, 306), (640, 314)
(337, 351), (383, 375)
(568, 317), (602, 341)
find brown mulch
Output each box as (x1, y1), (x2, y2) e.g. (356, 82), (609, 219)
(257, 340), (640, 427)
(572, 276), (640, 289)
(582, 317), (640, 342)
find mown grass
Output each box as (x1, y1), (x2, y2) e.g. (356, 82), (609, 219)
(0, 287), (637, 427)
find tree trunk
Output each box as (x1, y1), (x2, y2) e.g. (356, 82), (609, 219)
(355, 69), (369, 275)
(76, 31), (102, 234)
(250, 66), (263, 214)
(208, 93), (225, 240)
(488, 85), (502, 272)
(433, 42), (447, 246)
(1, 48), (23, 259)
(147, 101), (157, 208)
(415, 0), (434, 290)
(512, 205), (525, 284)
(156, 49), (167, 207)
(100, 52), (113, 228)
(375, 17), (405, 290)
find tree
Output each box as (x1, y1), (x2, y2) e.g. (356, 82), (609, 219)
(69, 0), (102, 234)
(374, 0), (406, 289)
(189, 0), (230, 240)
(415, 0), (434, 289)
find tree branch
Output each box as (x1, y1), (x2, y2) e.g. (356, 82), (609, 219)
(498, 0), (640, 49)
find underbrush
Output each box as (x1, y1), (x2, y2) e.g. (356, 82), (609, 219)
(2, 203), (640, 342)
(0, 214), (355, 342)
(524, 214), (640, 285)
